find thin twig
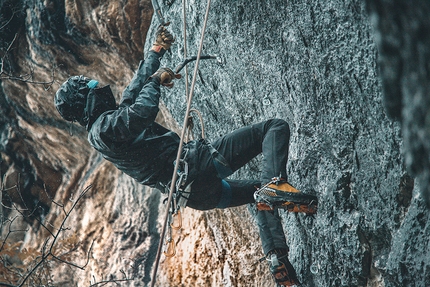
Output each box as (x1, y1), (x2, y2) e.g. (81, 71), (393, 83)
(89, 269), (133, 287)
(7, 199), (56, 238)
(2, 33), (18, 57)
(50, 185), (92, 250)
(89, 278), (133, 287)
(43, 183), (63, 208)
(0, 282), (17, 287)
(51, 238), (95, 270)
(12, 174), (30, 212)
(0, 9), (16, 30)
(0, 216), (28, 252)
(0, 33), (17, 75)
(0, 73), (56, 88)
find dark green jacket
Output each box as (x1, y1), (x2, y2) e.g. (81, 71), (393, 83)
(87, 51), (180, 187)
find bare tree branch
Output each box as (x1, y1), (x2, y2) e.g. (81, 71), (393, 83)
(0, 33), (57, 89)
(43, 184), (64, 209)
(0, 216), (28, 252)
(89, 271), (134, 287)
(1, 172), (136, 286)
(15, 185), (92, 287)
(89, 278), (134, 287)
(0, 12), (15, 30)
(0, 282), (17, 287)
(51, 238), (95, 270)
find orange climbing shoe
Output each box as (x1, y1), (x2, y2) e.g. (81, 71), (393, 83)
(266, 248), (301, 287)
(254, 178), (318, 214)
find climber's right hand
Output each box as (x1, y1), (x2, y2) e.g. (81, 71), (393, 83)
(152, 22), (175, 52)
(151, 68), (181, 88)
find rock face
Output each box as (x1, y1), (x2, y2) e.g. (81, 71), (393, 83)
(0, 0), (429, 287)
(365, 0), (430, 207)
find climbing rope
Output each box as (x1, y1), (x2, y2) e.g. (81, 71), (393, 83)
(150, 0), (212, 285)
(162, 6), (206, 261)
(181, 0), (206, 141)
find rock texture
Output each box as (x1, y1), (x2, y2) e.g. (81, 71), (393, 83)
(365, 0), (430, 207)
(0, 0), (429, 287)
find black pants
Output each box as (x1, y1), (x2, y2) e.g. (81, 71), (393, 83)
(186, 119), (290, 254)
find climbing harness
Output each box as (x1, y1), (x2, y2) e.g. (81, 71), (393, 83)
(150, 0), (212, 285)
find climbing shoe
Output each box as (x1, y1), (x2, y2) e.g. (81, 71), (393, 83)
(254, 178), (318, 214)
(266, 248), (300, 287)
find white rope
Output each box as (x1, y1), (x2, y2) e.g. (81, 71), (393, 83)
(150, 0), (212, 285)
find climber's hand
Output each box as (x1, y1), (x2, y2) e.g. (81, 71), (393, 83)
(151, 68), (181, 88)
(152, 22), (175, 52)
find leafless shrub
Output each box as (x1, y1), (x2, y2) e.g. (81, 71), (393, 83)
(0, 169), (135, 287)
(0, 181), (94, 286)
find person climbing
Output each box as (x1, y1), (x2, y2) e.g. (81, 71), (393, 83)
(54, 23), (317, 287)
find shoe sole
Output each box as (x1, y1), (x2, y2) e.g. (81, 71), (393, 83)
(256, 189), (318, 214)
(257, 201), (318, 214)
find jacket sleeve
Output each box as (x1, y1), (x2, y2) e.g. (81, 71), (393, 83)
(119, 50), (164, 108)
(92, 77), (162, 147)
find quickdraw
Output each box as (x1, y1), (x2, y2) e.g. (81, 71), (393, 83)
(164, 204), (183, 258)
(163, 152), (191, 258)
(164, 207), (184, 258)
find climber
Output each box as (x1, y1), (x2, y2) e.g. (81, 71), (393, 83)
(54, 23), (317, 287)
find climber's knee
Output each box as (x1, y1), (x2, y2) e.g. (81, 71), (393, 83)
(271, 118), (290, 133)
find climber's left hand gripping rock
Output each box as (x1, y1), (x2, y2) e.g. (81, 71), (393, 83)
(151, 67), (181, 88)
(152, 22), (175, 52)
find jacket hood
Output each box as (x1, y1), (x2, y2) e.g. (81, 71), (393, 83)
(55, 76), (117, 129)
(83, 85), (117, 130)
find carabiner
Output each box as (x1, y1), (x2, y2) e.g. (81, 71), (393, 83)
(164, 238), (176, 258)
(170, 209), (182, 230)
